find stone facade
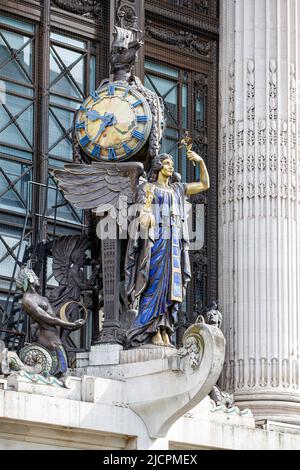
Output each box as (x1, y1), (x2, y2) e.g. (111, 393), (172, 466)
(219, 0), (300, 423)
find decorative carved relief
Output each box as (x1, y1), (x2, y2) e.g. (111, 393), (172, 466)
(162, 0), (218, 17)
(145, 20), (212, 57)
(116, 0), (138, 30)
(290, 64), (296, 172)
(145, 1), (219, 35)
(177, 0), (209, 14)
(51, 0), (103, 21)
(269, 59), (277, 120)
(227, 63), (235, 208)
(194, 74), (208, 161)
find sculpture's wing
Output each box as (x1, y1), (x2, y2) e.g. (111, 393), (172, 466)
(51, 235), (90, 286)
(53, 162), (144, 211)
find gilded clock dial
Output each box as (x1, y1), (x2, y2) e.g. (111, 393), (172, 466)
(75, 82), (153, 162)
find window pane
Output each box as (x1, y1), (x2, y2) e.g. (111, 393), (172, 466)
(50, 94), (80, 109)
(0, 231), (28, 280)
(0, 159), (31, 213)
(195, 204), (205, 251)
(181, 145), (187, 182)
(0, 15), (34, 33)
(48, 158), (66, 169)
(49, 107), (73, 160)
(0, 80), (33, 98)
(145, 60), (179, 78)
(50, 32), (86, 50)
(161, 137), (178, 170)
(0, 31), (33, 81)
(50, 47), (83, 98)
(90, 55), (96, 94)
(0, 94), (33, 149)
(46, 257), (59, 287)
(0, 145), (32, 160)
(182, 84), (188, 128)
(196, 96), (204, 123)
(146, 74), (178, 126)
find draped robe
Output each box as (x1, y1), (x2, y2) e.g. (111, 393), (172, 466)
(125, 182), (191, 348)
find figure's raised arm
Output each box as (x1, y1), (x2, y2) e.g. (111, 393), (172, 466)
(185, 150), (210, 196)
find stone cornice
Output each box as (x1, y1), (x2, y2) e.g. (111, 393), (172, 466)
(145, 0), (219, 36)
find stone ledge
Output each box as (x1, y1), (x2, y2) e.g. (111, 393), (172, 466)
(120, 346), (176, 364)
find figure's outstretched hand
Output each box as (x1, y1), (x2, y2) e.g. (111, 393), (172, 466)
(140, 211), (155, 230)
(74, 319), (85, 328)
(187, 150), (204, 165)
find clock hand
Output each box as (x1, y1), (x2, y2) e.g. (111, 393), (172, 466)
(86, 110), (110, 122)
(92, 113), (117, 143)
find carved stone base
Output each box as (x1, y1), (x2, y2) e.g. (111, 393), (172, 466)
(75, 322), (226, 437)
(235, 391), (300, 426)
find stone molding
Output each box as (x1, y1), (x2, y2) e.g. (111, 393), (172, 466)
(145, 20), (213, 58)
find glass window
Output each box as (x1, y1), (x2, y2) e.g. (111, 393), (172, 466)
(0, 31), (33, 83)
(90, 55), (96, 94)
(48, 31), (96, 173)
(49, 106), (74, 161)
(144, 60), (179, 78)
(0, 227), (29, 281)
(182, 84), (188, 128)
(0, 159), (31, 214)
(50, 46), (84, 99)
(0, 15), (34, 34)
(0, 17), (34, 162)
(196, 95), (204, 123)
(145, 60), (189, 180)
(50, 32), (86, 50)
(0, 94), (34, 150)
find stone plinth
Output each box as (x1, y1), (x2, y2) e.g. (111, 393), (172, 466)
(75, 322), (226, 437)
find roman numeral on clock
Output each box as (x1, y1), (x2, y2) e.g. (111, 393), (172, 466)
(136, 115), (148, 123)
(76, 121), (86, 130)
(132, 130), (145, 141)
(123, 86), (130, 97)
(92, 145), (101, 158)
(91, 90), (100, 101)
(107, 84), (116, 96)
(123, 143), (133, 155)
(108, 148), (117, 160)
(80, 135), (90, 147)
(131, 99), (143, 108)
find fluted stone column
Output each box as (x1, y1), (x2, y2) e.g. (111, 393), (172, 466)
(219, 0), (300, 423)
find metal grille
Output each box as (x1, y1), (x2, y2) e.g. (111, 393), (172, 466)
(0, 3), (109, 351)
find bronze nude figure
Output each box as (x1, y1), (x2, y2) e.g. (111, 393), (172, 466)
(16, 268), (85, 376)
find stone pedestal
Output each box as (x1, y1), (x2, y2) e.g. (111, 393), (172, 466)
(75, 322), (226, 436)
(219, 0), (300, 422)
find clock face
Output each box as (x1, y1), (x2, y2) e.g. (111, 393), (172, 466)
(75, 82), (153, 161)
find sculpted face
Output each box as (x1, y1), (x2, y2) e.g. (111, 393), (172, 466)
(207, 309), (221, 326)
(160, 158), (174, 178)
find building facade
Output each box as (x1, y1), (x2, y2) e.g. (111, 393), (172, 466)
(0, 0), (218, 351)
(1, 0), (300, 450)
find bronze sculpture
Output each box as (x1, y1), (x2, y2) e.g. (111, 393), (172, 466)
(54, 148), (209, 349)
(53, 19), (211, 350)
(16, 267), (85, 376)
(125, 149), (210, 348)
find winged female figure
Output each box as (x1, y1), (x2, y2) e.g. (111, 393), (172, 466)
(54, 149), (209, 349)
